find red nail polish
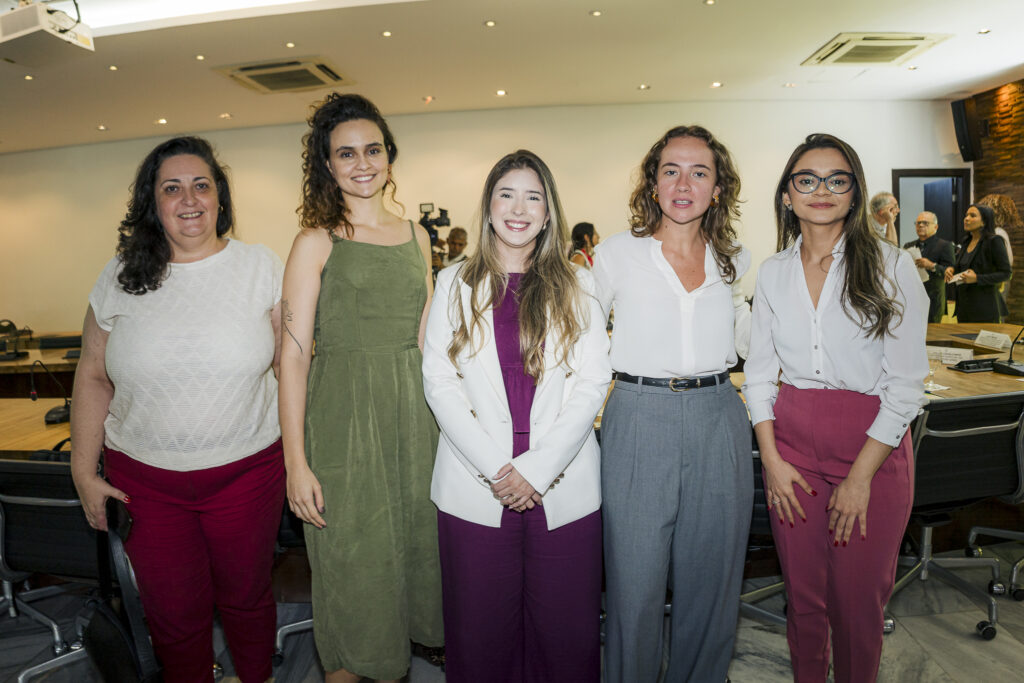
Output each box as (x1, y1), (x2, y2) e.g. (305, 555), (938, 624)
(789, 522), (794, 528)
(123, 496), (131, 504)
(811, 490), (818, 497)
(801, 517), (807, 523)
(834, 540), (839, 547)
(778, 517), (783, 525)
(861, 535), (867, 541)
(842, 541), (848, 547)
(828, 528), (833, 536)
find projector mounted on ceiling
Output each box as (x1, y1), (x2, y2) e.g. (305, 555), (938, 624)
(0, 1), (94, 68)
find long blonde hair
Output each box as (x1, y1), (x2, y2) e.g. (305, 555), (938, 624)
(448, 150), (585, 382)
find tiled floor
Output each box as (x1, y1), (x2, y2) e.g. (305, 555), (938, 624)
(3, 542), (1024, 682)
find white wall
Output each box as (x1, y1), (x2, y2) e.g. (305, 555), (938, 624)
(0, 99), (967, 331)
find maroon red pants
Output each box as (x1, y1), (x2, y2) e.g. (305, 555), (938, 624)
(104, 440), (285, 683)
(770, 385), (914, 683)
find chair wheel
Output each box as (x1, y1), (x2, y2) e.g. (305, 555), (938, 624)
(272, 652), (284, 667)
(989, 580), (1006, 596)
(965, 546), (982, 558)
(882, 617), (895, 634)
(1012, 588), (1024, 602)
(976, 621), (997, 640)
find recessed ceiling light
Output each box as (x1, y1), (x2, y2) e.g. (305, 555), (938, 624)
(97, 125), (108, 131)
(195, 54), (205, 61)
(496, 89), (507, 96)
(23, 75), (33, 81)
(285, 42), (295, 48)
(907, 65), (918, 71)
(978, 28), (991, 34)
(703, 0), (716, 5)
(783, 82), (797, 88)
(381, 30), (392, 37)
(155, 118), (168, 125)
(589, 10), (602, 17)
(422, 95), (435, 104)
(484, 20), (496, 27)
(710, 81), (723, 88)
(638, 83), (650, 90)
(108, 65), (118, 71)
(219, 113), (233, 120)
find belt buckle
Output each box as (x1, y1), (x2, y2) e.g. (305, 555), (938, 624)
(668, 377), (691, 392)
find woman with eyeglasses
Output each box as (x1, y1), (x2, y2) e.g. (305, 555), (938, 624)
(944, 203), (1011, 323)
(743, 134), (928, 683)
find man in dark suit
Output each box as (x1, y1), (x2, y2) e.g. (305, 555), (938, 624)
(904, 211), (955, 323)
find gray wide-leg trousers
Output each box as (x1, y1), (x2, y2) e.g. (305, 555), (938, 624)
(601, 378), (753, 683)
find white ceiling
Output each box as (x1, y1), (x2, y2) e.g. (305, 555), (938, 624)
(2, 0), (1023, 155)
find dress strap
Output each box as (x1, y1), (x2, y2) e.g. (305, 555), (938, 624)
(328, 226), (344, 244)
(408, 220), (416, 240)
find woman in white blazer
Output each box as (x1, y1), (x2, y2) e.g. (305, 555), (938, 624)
(422, 150), (611, 683)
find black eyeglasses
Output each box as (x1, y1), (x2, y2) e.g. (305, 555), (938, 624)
(788, 172), (855, 195)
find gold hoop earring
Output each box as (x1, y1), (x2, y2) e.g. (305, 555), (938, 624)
(711, 195), (720, 208)
(651, 190), (659, 202)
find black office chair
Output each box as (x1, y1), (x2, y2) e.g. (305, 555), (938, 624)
(0, 459), (99, 682)
(964, 436), (1024, 601)
(886, 394), (1024, 639)
(272, 505), (313, 665)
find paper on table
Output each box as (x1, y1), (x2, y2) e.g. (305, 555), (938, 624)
(926, 344), (973, 364)
(905, 246), (928, 282)
(975, 330), (1012, 351)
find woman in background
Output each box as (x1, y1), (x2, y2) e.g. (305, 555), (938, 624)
(423, 150), (610, 683)
(278, 93), (443, 683)
(978, 193), (1021, 309)
(71, 136), (285, 683)
(945, 203), (1011, 323)
(745, 133), (927, 683)
(594, 125), (752, 683)
(569, 221), (600, 268)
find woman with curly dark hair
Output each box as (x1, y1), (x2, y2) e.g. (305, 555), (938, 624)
(744, 134), (928, 682)
(594, 125), (753, 682)
(71, 136), (286, 682)
(278, 93), (443, 682)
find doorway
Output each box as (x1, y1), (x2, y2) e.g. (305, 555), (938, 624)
(892, 168), (972, 246)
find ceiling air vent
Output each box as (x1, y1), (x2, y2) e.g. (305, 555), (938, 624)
(802, 33), (950, 67)
(216, 57), (348, 93)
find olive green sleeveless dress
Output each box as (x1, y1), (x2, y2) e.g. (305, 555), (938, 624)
(304, 223), (443, 678)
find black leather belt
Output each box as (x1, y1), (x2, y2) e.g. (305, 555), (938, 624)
(614, 371), (731, 392)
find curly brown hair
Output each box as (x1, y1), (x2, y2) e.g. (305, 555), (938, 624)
(978, 194), (1023, 231)
(298, 93), (399, 237)
(627, 125), (742, 283)
(117, 136), (234, 294)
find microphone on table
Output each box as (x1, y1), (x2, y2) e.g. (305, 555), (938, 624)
(993, 326), (1024, 377)
(29, 359), (71, 424)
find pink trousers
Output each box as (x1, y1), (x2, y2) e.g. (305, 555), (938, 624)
(769, 385), (913, 683)
(104, 440), (285, 683)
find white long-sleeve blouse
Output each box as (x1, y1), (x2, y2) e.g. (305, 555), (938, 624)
(742, 235), (929, 448)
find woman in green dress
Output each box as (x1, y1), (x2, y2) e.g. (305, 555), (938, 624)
(279, 93), (443, 683)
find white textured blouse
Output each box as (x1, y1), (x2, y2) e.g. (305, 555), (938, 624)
(742, 235), (929, 448)
(592, 231), (751, 378)
(89, 239), (283, 471)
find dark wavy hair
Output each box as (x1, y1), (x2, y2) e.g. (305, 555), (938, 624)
(571, 222), (595, 252)
(963, 203), (997, 242)
(774, 133), (900, 339)
(628, 125), (742, 283)
(299, 93), (399, 237)
(116, 136), (234, 294)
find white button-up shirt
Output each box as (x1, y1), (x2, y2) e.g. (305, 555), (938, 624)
(743, 235), (929, 447)
(592, 231), (751, 378)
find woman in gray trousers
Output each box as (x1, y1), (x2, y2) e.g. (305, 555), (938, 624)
(593, 125), (752, 683)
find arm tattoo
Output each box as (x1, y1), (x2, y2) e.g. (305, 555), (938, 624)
(282, 298), (304, 354)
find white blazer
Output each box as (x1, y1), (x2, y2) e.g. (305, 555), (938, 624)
(423, 264), (612, 530)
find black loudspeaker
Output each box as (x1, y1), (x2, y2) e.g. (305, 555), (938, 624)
(951, 98), (983, 162)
